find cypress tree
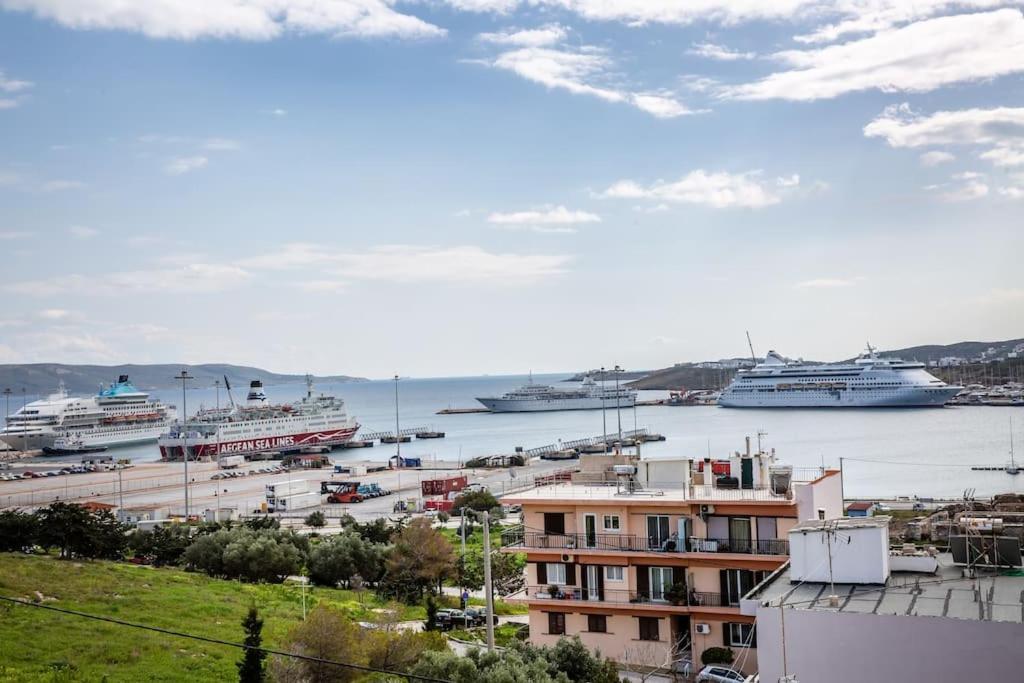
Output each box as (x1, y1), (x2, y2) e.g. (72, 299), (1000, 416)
(237, 606), (266, 682)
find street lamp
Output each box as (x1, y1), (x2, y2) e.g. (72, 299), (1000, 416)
(599, 367), (607, 451)
(175, 370), (194, 519)
(614, 365), (623, 451)
(394, 375), (401, 496)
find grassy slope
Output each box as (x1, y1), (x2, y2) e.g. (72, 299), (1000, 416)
(0, 554), (416, 682)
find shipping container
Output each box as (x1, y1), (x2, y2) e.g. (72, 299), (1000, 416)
(271, 491), (322, 512)
(421, 475), (468, 496)
(266, 479), (311, 500)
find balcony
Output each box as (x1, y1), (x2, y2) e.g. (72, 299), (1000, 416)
(523, 584), (727, 608)
(501, 527), (789, 556)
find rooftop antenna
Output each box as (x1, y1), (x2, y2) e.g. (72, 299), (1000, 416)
(756, 429), (767, 453)
(746, 331), (757, 365)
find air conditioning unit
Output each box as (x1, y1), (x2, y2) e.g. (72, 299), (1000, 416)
(695, 623), (711, 635)
(700, 504), (715, 515)
(561, 554), (575, 563)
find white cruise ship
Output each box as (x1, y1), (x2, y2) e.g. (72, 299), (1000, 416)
(157, 378), (358, 461)
(477, 377), (636, 413)
(0, 376), (177, 451)
(718, 346), (962, 408)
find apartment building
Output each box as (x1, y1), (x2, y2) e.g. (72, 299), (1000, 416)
(501, 444), (841, 675)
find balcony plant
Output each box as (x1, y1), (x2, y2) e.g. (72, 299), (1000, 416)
(547, 584), (562, 599)
(664, 582), (688, 606)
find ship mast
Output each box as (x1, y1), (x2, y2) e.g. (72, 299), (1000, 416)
(746, 331), (757, 366)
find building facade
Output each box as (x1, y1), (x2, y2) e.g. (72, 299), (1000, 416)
(501, 449), (841, 675)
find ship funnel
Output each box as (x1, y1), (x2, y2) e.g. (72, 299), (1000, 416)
(246, 380), (268, 404)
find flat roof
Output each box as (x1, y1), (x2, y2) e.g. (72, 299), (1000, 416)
(750, 554), (1024, 624)
(504, 482), (796, 505)
(791, 516), (892, 532)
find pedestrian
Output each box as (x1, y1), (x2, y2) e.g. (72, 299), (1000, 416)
(461, 589), (469, 610)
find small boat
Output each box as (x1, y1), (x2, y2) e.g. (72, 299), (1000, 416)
(42, 437), (108, 456)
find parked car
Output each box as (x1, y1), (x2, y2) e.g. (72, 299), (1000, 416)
(696, 666), (747, 683)
(462, 607), (498, 627)
(433, 609), (459, 630)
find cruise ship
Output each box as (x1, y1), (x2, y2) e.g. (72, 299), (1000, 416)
(0, 376), (177, 451)
(157, 378), (358, 461)
(718, 346), (962, 408)
(477, 377), (637, 413)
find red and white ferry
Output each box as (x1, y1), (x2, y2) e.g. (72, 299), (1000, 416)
(157, 377), (358, 461)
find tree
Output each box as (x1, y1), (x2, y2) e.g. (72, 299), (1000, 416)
(382, 518), (455, 601)
(184, 527), (307, 583)
(365, 629), (446, 673)
(35, 503), (127, 560)
(0, 510), (38, 552)
(271, 605), (366, 683)
(237, 606), (266, 683)
(128, 525), (192, 566)
(452, 490), (499, 516)
(407, 639), (620, 683)
(490, 551), (526, 597)
(424, 594), (440, 632)
(541, 637), (621, 683)
(305, 511), (326, 528)
(308, 532), (385, 588)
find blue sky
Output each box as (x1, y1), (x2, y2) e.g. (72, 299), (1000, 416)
(1, 1), (1023, 378)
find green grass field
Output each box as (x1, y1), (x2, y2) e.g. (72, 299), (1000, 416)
(0, 554), (420, 682)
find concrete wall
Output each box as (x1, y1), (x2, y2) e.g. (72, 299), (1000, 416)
(756, 606), (1024, 683)
(794, 471), (843, 522)
(789, 523), (889, 584)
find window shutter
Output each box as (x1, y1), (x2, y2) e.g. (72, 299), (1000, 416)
(537, 562), (547, 585)
(567, 562), (577, 586)
(724, 622), (731, 647)
(580, 563), (589, 600)
(719, 569), (729, 604)
(637, 565), (650, 598)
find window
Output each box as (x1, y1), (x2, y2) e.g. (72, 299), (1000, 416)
(638, 616), (660, 641)
(602, 515), (620, 530)
(605, 566), (624, 582)
(817, 508), (826, 520)
(548, 612), (566, 636)
(649, 567), (673, 601)
(546, 563), (567, 585)
(647, 515), (670, 549)
(726, 623), (757, 648)
(587, 614), (607, 633)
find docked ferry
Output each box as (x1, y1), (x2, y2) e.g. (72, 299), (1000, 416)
(476, 377), (636, 413)
(157, 378), (358, 461)
(718, 346), (962, 408)
(0, 376), (176, 451)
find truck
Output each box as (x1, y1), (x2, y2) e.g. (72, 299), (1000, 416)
(266, 479), (311, 501)
(358, 483), (391, 498)
(421, 475), (467, 496)
(271, 491), (322, 512)
(321, 481), (364, 504)
(219, 455), (246, 470)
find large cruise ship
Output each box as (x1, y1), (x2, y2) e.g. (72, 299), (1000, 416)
(477, 377), (637, 413)
(157, 378), (358, 461)
(718, 346), (962, 408)
(0, 376), (177, 451)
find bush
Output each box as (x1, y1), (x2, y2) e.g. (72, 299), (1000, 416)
(701, 646), (735, 666)
(451, 490), (499, 516)
(304, 511), (326, 528)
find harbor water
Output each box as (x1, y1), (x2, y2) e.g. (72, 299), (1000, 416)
(19, 373), (1024, 499)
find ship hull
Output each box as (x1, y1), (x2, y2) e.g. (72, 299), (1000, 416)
(477, 396), (637, 412)
(159, 425), (359, 461)
(0, 430), (55, 450)
(718, 386), (961, 408)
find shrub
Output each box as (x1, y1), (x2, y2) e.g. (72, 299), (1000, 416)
(701, 646), (735, 666)
(304, 511), (326, 528)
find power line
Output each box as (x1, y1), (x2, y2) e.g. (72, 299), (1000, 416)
(0, 595), (451, 683)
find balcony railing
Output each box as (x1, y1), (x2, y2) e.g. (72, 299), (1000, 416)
(524, 585), (726, 608)
(501, 527), (789, 556)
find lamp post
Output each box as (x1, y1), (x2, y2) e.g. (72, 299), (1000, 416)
(20, 388), (26, 453)
(600, 367), (607, 451)
(394, 375), (401, 495)
(176, 370), (194, 519)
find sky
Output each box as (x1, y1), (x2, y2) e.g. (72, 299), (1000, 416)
(0, 1), (1023, 379)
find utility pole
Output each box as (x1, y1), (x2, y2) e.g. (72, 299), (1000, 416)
(176, 370), (194, 519)
(481, 510), (495, 651)
(394, 374), (401, 496)
(600, 367), (607, 450)
(614, 365), (623, 451)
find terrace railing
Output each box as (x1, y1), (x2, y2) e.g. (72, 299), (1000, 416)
(501, 526), (789, 556)
(523, 585), (725, 608)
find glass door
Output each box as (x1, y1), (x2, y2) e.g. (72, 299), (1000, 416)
(587, 565), (600, 600)
(650, 567), (672, 602)
(584, 514), (597, 548)
(647, 515), (670, 550)
(729, 517), (752, 553)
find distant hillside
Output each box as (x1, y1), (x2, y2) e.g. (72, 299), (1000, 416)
(0, 363), (366, 396)
(564, 369), (651, 382)
(629, 337), (1024, 390)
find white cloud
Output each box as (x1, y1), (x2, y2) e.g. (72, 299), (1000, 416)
(928, 172), (991, 202)
(325, 245), (570, 283)
(601, 170), (794, 209)
(477, 24), (567, 47)
(865, 103), (1024, 169)
(487, 205), (601, 225)
(920, 151), (955, 166)
(0, 230), (30, 239)
(776, 174), (800, 187)
(687, 42), (755, 61)
(37, 308), (72, 320)
(40, 179), (85, 191)
(69, 225), (98, 239)
(293, 279), (349, 293)
(269, 108), (288, 116)
(0, 69), (32, 92)
(795, 0), (1012, 44)
(796, 278), (860, 288)
(481, 45), (694, 118)
(726, 9), (1024, 101)
(7, 264), (250, 296)
(1, 0), (446, 40)
(203, 137), (241, 151)
(165, 156), (208, 175)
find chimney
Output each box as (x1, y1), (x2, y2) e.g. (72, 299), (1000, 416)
(745, 436), (751, 457)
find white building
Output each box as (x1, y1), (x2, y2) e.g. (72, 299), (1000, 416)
(745, 517), (1024, 682)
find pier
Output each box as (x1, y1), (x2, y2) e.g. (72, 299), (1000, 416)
(524, 428), (662, 458)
